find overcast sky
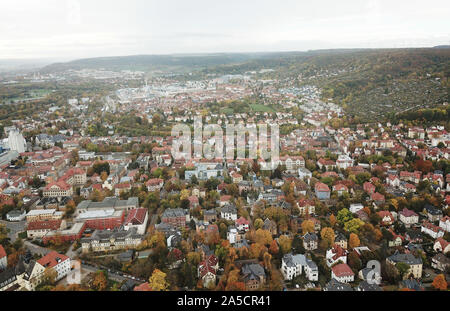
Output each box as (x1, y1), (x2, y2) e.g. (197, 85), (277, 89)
(1, 0), (449, 61)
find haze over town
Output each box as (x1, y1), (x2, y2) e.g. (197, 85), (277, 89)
(1, 0), (449, 61)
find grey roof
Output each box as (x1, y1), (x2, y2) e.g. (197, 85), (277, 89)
(0, 268), (17, 289)
(162, 208), (188, 218)
(120, 279), (138, 291)
(283, 253), (306, 268)
(424, 204), (442, 215)
(77, 197), (139, 210)
(387, 252), (422, 265)
(6, 209), (25, 217)
(221, 204), (237, 214)
(303, 232), (318, 242)
(335, 232), (347, 241)
(357, 281), (382, 291)
(242, 263), (266, 282)
(433, 253), (450, 265)
(305, 259), (318, 271)
(117, 250), (134, 262)
(204, 209), (217, 216)
(82, 227), (142, 243)
(324, 279), (353, 291)
(400, 279), (424, 291)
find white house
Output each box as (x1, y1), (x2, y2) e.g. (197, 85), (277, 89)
(433, 238), (450, 254)
(25, 251), (71, 290)
(221, 205), (237, 221)
(281, 253), (305, 280)
(123, 208), (148, 235)
(349, 204), (364, 214)
(336, 155), (354, 170)
(326, 245), (348, 267)
(439, 216), (450, 232)
(0, 245), (7, 271)
(6, 210), (26, 222)
(421, 221), (445, 239)
(227, 227), (239, 245)
(304, 258), (319, 282)
(298, 168), (312, 180)
(399, 208), (419, 227)
(331, 263), (354, 283)
(281, 253), (318, 282)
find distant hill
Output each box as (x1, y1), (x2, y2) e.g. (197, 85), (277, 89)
(41, 53), (275, 73)
(40, 48), (450, 122)
(40, 49), (372, 73)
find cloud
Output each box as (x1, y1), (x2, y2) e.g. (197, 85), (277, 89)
(0, 0), (448, 59)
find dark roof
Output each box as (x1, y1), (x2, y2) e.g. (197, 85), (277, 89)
(357, 281), (382, 291)
(242, 263), (266, 282)
(400, 279), (424, 291)
(387, 252), (422, 265)
(323, 279), (353, 291)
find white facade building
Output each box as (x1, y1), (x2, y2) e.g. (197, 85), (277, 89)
(7, 130), (26, 153)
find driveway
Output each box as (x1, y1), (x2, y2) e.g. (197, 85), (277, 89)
(24, 240), (52, 256)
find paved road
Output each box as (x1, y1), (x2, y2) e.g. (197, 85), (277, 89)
(81, 262), (145, 284)
(65, 242), (80, 258)
(0, 220), (26, 243)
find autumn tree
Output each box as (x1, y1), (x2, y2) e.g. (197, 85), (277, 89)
(278, 235), (292, 255)
(301, 219), (315, 235)
(187, 252), (201, 266)
(337, 208), (353, 224)
(329, 214), (337, 227)
(348, 233), (360, 249)
(249, 243), (266, 260)
(263, 252), (272, 271)
(344, 218), (365, 234)
(100, 171), (108, 182)
(90, 270), (107, 291)
(255, 229), (273, 246)
(432, 274), (447, 291)
(149, 269), (169, 291)
(225, 269), (246, 291)
(269, 240), (279, 255)
(320, 227), (335, 249)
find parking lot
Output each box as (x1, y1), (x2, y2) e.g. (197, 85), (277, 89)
(0, 220), (26, 243)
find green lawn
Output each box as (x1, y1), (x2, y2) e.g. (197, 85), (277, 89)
(250, 104), (275, 113)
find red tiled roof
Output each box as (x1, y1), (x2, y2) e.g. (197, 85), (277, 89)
(400, 208), (417, 218)
(115, 183), (131, 189)
(125, 208), (147, 225)
(45, 181), (71, 191)
(332, 263), (354, 277)
(235, 217), (249, 226)
(330, 245), (347, 261)
(315, 182), (330, 192)
(333, 184), (348, 191)
(27, 219), (62, 231)
(220, 195), (232, 202)
(435, 238), (449, 250)
(371, 192), (385, 202)
(0, 245), (6, 259)
(146, 178), (163, 186)
(37, 251), (69, 269)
